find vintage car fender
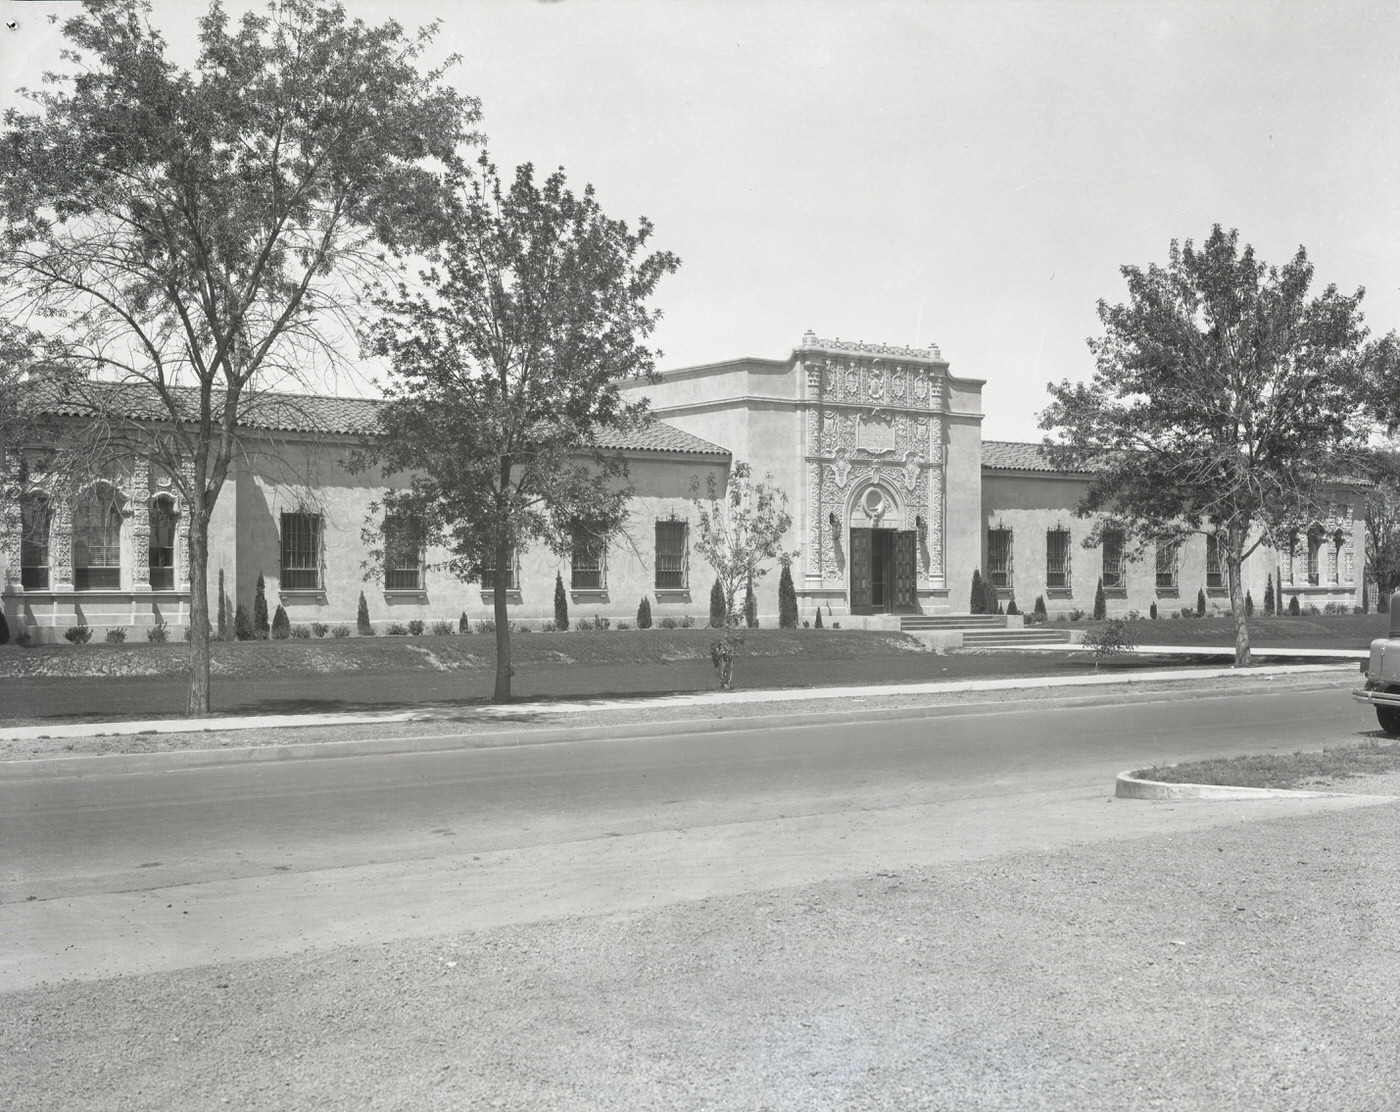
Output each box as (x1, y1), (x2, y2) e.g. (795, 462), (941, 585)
(1353, 592), (1400, 724)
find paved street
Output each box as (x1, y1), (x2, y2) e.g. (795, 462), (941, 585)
(2, 682), (1386, 990)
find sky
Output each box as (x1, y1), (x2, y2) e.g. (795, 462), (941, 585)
(2, 0), (1398, 443)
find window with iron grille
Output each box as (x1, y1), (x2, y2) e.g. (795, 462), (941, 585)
(1045, 527), (1070, 589)
(571, 524), (606, 590)
(21, 495), (50, 590)
(149, 497), (176, 591)
(1205, 532), (1224, 589)
(480, 550), (517, 592)
(384, 515), (424, 592)
(655, 521), (688, 590)
(73, 486), (121, 590)
(987, 527), (1012, 588)
(1155, 540), (1179, 589)
(1306, 527), (1323, 586)
(1102, 530), (1124, 589)
(280, 511), (322, 590)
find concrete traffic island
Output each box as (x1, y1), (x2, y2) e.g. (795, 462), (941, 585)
(1114, 768), (1390, 801)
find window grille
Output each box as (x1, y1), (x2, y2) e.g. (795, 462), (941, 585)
(73, 487), (121, 590)
(570, 524), (606, 590)
(655, 521), (688, 590)
(480, 550), (517, 592)
(1205, 532), (1223, 589)
(1045, 527), (1070, 589)
(280, 511), (322, 590)
(987, 528), (1012, 588)
(1306, 527), (1323, 586)
(21, 495), (50, 590)
(149, 497), (176, 591)
(1155, 540), (1179, 589)
(384, 516), (424, 591)
(1102, 530), (1124, 589)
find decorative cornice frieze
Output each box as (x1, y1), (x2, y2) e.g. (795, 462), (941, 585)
(798, 330), (943, 362)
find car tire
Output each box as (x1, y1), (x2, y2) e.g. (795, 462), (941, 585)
(1379, 705), (1400, 737)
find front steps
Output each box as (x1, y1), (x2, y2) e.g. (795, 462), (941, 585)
(898, 613), (1077, 649)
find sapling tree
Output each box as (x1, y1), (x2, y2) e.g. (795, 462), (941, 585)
(1042, 226), (1399, 665)
(690, 461), (797, 624)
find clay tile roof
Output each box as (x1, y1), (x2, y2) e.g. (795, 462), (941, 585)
(26, 380), (729, 456)
(981, 440), (1097, 474)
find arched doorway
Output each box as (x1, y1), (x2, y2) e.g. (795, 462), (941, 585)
(848, 484), (918, 614)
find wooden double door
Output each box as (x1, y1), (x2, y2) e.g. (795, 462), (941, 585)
(850, 527), (918, 614)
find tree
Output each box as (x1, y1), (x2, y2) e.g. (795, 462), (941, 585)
(777, 557), (798, 629)
(1361, 448), (1400, 609)
(691, 460), (797, 625)
(0, 0), (476, 714)
(253, 573), (269, 639)
(1041, 226), (1400, 666)
(361, 157), (678, 702)
(554, 572), (570, 632)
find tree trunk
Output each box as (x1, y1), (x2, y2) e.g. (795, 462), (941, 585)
(491, 534), (512, 702)
(185, 513), (212, 716)
(1226, 528), (1251, 668)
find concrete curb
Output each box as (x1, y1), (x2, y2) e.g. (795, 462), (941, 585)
(1114, 769), (1343, 801)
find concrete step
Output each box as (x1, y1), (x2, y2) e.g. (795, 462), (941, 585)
(961, 629), (1074, 646)
(899, 615), (1009, 630)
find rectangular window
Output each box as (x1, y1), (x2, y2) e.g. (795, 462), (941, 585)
(149, 498), (176, 591)
(1205, 532), (1223, 589)
(73, 488), (121, 591)
(1307, 529), (1322, 586)
(1046, 528), (1071, 590)
(1155, 540), (1179, 589)
(384, 516), (424, 592)
(480, 551), (517, 592)
(655, 521), (688, 590)
(570, 524), (606, 590)
(987, 527), (1012, 588)
(1102, 530), (1124, 589)
(21, 497), (50, 590)
(280, 512), (322, 590)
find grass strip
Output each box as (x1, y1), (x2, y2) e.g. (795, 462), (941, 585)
(1137, 741), (1400, 790)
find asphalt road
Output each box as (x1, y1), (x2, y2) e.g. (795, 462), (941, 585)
(2, 682), (1384, 991)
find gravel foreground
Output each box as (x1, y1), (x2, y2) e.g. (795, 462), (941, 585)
(6, 799), (1400, 1112)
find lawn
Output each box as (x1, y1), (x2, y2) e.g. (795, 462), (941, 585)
(1065, 610), (1390, 649)
(1136, 741), (1400, 790)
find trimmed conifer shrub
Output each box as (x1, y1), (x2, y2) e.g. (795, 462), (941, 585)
(744, 577), (758, 628)
(1032, 594), (1048, 623)
(778, 559), (798, 629)
(982, 576), (999, 617)
(1196, 588), (1207, 617)
(1245, 590), (1254, 616)
(234, 603), (253, 641)
(459, 610), (470, 633)
(1264, 574), (1275, 615)
(637, 596), (653, 629)
(1093, 578), (1107, 621)
(271, 604), (291, 639)
(554, 572), (570, 632)
(709, 579), (726, 628)
(253, 574), (270, 639)
(1288, 593), (1301, 616)
(1149, 601), (1158, 620)
(1005, 597), (1019, 616)
(970, 569), (985, 615)
(217, 569), (228, 640)
(814, 607), (823, 629)
(357, 591), (374, 635)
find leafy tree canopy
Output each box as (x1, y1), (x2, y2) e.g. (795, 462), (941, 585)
(691, 460), (798, 624)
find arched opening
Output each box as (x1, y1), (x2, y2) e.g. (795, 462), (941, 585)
(73, 484), (122, 591)
(1306, 524), (1325, 586)
(149, 495), (177, 591)
(20, 494), (51, 590)
(847, 484), (918, 615)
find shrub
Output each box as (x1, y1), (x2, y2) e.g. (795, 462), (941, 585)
(476, 619), (496, 635)
(637, 596), (653, 629)
(658, 616), (679, 630)
(408, 619), (425, 636)
(617, 621), (632, 630)
(1322, 602), (1349, 616)
(291, 624), (312, 639)
(64, 625), (93, 644)
(105, 627), (127, 643)
(234, 603), (253, 641)
(554, 572), (570, 632)
(679, 614), (696, 629)
(15, 629), (34, 647)
(778, 559), (798, 629)
(1245, 591), (1254, 617)
(254, 574), (270, 640)
(0, 609), (9, 645)
(1179, 606), (1195, 619)
(709, 579), (726, 628)
(802, 619), (810, 628)
(575, 616), (612, 632)
(271, 604), (291, 639)
(744, 578), (758, 629)
(1379, 590), (1391, 614)
(1032, 595), (1047, 623)
(311, 621), (329, 638)
(1005, 597), (1019, 616)
(1068, 607), (1085, 621)
(387, 622), (409, 635)
(1125, 609), (1141, 620)
(1196, 588), (1206, 617)
(814, 607), (823, 629)
(1055, 613), (1067, 622)
(1150, 601), (1158, 620)
(831, 621), (841, 629)
(357, 591), (374, 636)
(431, 620), (455, 635)
(1093, 578), (1106, 621)
(459, 610), (471, 633)
(970, 569), (985, 615)
(1288, 594), (1301, 617)
(1302, 603), (1320, 616)
(709, 626), (744, 689)
(1264, 574), (1275, 616)
(331, 624), (351, 638)
(982, 576), (999, 617)
(217, 569), (228, 641)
